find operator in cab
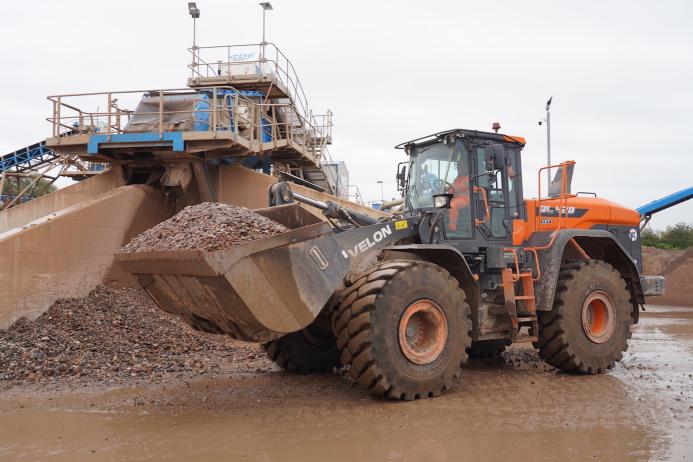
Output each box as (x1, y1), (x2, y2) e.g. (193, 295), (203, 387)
(447, 160), (471, 235)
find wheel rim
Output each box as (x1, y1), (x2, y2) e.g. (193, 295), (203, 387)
(581, 291), (616, 344)
(398, 299), (448, 365)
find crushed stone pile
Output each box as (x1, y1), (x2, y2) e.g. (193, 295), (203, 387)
(120, 202), (289, 253)
(0, 286), (266, 385)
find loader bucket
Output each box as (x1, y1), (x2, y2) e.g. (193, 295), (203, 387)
(115, 204), (341, 343)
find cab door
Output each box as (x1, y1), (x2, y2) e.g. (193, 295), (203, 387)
(473, 146), (512, 242)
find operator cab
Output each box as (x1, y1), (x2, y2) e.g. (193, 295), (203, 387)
(396, 129), (526, 252)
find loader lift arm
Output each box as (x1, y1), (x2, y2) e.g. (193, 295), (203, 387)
(271, 181), (380, 227)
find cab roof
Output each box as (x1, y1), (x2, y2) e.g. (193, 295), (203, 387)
(394, 128), (526, 151)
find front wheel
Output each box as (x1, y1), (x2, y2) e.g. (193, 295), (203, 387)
(333, 260), (472, 400)
(537, 260), (633, 373)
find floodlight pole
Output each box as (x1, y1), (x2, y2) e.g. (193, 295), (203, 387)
(193, 17), (197, 49)
(539, 97), (552, 193)
(188, 3), (201, 74)
(259, 3), (273, 63)
(262, 8), (266, 61)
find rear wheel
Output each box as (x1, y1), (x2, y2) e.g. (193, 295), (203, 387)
(264, 311), (340, 373)
(537, 259), (633, 373)
(334, 260), (472, 400)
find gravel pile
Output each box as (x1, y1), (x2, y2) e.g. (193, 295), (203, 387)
(120, 202), (289, 253)
(0, 286), (265, 385)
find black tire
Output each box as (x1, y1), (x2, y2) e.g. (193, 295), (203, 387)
(537, 259), (633, 374)
(467, 339), (511, 358)
(334, 260), (472, 400)
(264, 315), (340, 373)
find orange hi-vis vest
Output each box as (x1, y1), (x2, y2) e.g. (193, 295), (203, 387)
(447, 175), (470, 231)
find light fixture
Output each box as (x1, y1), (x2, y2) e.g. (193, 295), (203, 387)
(433, 193), (453, 209)
(259, 2), (273, 10)
(188, 2), (200, 18)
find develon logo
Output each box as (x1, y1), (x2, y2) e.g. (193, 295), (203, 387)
(341, 225), (393, 259)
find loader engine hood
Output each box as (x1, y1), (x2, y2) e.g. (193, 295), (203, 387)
(525, 196), (640, 232)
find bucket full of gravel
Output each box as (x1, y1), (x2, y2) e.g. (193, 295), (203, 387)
(114, 202), (335, 343)
(120, 202), (290, 253)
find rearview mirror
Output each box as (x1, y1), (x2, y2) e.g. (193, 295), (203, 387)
(485, 144), (506, 171)
(396, 164), (407, 190)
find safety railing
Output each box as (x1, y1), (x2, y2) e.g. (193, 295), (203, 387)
(346, 184), (365, 204)
(47, 87), (333, 166)
(188, 43), (338, 189)
(531, 160), (577, 250)
(189, 43), (312, 120)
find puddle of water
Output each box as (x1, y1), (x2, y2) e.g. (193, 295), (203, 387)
(0, 305), (691, 462)
(0, 408), (660, 462)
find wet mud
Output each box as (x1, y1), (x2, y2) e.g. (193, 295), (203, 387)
(1, 305), (691, 461)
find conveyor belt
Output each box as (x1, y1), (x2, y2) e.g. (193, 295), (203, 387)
(0, 140), (59, 173)
(636, 187), (693, 218)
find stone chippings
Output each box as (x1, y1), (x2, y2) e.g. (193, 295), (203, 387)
(0, 286), (265, 385)
(120, 202), (290, 253)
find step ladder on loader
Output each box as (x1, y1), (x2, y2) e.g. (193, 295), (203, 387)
(502, 248), (541, 342)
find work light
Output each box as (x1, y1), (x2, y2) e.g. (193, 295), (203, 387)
(433, 194), (453, 209)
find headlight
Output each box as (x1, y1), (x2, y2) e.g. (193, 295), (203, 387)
(433, 194), (453, 209)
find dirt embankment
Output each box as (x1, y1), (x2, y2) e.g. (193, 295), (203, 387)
(641, 246), (685, 275)
(642, 246), (693, 307)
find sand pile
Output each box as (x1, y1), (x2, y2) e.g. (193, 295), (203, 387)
(641, 246), (686, 275)
(120, 202), (289, 253)
(648, 247), (693, 307)
(642, 246), (692, 307)
(0, 286), (265, 385)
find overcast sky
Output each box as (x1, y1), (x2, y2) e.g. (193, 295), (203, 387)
(0, 0), (691, 228)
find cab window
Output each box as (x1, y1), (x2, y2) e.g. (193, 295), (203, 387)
(407, 141), (473, 238)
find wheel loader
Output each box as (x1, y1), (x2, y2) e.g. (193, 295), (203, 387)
(116, 128), (664, 400)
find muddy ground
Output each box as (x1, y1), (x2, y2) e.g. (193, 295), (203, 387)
(0, 304), (691, 461)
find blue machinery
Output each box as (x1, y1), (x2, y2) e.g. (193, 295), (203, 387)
(0, 141), (58, 173)
(1, 139), (107, 209)
(0, 141), (60, 209)
(636, 186), (693, 226)
(192, 89), (272, 142)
